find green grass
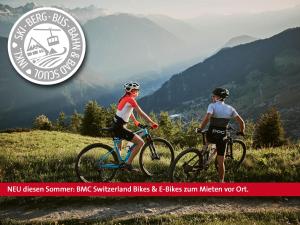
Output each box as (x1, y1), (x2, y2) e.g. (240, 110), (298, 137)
(1, 210), (299, 225)
(0, 130), (172, 182)
(0, 130), (299, 182)
(0, 131), (111, 182)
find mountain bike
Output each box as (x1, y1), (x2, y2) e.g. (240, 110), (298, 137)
(169, 126), (246, 182)
(75, 125), (174, 182)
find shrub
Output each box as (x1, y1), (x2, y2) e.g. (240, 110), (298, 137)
(69, 111), (82, 133)
(253, 107), (287, 148)
(81, 101), (107, 137)
(54, 112), (67, 131)
(174, 119), (202, 148)
(0, 128), (31, 133)
(33, 115), (52, 130)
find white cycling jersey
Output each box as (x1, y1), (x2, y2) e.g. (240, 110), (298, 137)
(207, 101), (238, 127)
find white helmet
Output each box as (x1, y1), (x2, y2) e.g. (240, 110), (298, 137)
(124, 81), (140, 92)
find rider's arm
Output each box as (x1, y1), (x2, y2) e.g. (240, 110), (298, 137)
(234, 115), (245, 134)
(134, 105), (156, 125)
(199, 113), (212, 130)
(130, 113), (140, 126)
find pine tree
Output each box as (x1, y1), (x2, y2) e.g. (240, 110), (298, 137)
(158, 111), (174, 139)
(56, 112), (66, 131)
(70, 111), (82, 133)
(81, 101), (106, 137)
(104, 104), (116, 128)
(253, 107), (287, 148)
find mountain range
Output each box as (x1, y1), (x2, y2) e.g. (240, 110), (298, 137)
(0, 3), (195, 129)
(1, 3), (300, 137)
(0, 33), (123, 129)
(140, 27), (300, 138)
(223, 35), (258, 48)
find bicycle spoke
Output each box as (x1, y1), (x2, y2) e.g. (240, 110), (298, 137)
(76, 144), (118, 182)
(170, 148), (202, 182)
(224, 140), (246, 181)
(140, 138), (174, 179)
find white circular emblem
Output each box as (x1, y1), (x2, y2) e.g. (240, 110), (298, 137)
(8, 7), (86, 85)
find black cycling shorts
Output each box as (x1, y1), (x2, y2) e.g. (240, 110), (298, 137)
(112, 115), (135, 141)
(206, 126), (227, 156)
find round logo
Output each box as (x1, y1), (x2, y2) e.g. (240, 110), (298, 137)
(8, 7), (86, 85)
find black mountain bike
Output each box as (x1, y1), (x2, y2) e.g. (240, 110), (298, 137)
(76, 125), (174, 182)
(169, 126), (246, 182)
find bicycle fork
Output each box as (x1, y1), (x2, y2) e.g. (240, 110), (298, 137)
(146, 136), (160, 160)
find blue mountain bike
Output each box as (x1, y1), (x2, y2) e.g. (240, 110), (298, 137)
(75, 125), (174, 182)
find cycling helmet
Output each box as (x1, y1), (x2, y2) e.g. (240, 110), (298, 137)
(124, 81), (140, 92)
(212, 87), (229, 99)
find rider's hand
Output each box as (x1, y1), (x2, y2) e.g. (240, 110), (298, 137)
(151, 123), (159, 129)
(134, 120), (140, 127)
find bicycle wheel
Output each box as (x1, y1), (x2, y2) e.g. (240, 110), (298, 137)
(169, 148), (203, 182)
(139, 138), (174, 178)
(226, 139), (246, 170)
(75, 143), (119, 182)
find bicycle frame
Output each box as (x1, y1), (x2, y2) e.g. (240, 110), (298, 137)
(98, 127), (151, 169)
(201, 128), (239, 167)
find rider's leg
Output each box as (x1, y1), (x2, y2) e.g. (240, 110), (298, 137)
(216, 141), (226, 182)
(126, 134), (144, 164)
(216, 155), (225, 182)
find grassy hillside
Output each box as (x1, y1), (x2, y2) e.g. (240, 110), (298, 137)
(0, 130), (299, 182)
(0, 130), (109, 182)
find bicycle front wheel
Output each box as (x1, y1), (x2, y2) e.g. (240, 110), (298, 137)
(75, 143), (119, 182)
(169, 148), (202, 182)
(139, 138), (174, 178)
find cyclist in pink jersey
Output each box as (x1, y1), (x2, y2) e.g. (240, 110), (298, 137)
(112, 81), (158, 171)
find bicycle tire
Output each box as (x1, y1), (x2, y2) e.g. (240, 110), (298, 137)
(227, 139), (246, 169)
(169, 148), (202, 182)
(139, 138), (174, 178)
(75, 143), (119, 182)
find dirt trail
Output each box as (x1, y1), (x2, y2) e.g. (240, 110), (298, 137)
(0, 198), (299, 222)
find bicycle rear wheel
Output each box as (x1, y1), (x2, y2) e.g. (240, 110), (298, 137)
(169, 148), (203, 182)
(75, 143), (119, 182)
(139, 138), (174, 178)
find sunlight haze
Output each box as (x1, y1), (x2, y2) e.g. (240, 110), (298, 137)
(1, 0), (300, 18)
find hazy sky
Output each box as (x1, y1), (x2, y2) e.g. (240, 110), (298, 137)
(1, 0), (300, 18)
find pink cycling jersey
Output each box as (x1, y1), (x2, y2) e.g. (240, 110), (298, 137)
(116, 96), (138, 123)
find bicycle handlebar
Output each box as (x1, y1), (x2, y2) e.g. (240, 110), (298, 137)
(195, 127), (244, 137)
(138, 124), (149, 129)
(138, 124), (159, 130)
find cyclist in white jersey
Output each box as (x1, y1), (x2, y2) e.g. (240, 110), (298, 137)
(197, 88), (245, 182)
